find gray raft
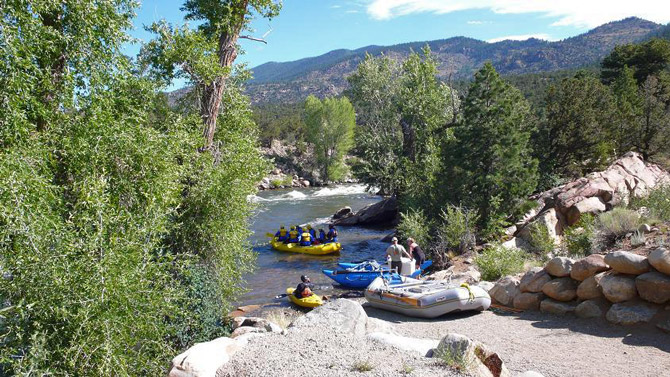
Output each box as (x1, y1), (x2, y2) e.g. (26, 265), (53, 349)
(364, 276), (491, 318)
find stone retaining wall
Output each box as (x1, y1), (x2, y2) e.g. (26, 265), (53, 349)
(490, 247), (670, 331)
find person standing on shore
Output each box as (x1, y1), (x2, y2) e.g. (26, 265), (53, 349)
(386, 237), (411, 273)
(407, 237), (425, 270)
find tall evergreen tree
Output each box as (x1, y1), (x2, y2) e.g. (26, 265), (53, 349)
(611, 65), (643, 155)
(538, 72), (617, 179)
(447, 63), (538, 237)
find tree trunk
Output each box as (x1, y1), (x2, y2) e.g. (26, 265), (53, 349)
(200, 0), (249, 149)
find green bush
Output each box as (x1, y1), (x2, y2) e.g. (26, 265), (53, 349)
(476, 244), (528, 281)
(436, 205), (479, 254)
(526, 222), (556, 255)
(270, 179), (283, 188)
(630, 185), (670, 222)
(563, 214), (596, 257)
(396, 208), (432, 248)
(282, 175), (294, 186)
(595, 208), (641, 250)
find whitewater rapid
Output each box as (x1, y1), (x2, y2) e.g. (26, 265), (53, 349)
(247, 184), (371, 203)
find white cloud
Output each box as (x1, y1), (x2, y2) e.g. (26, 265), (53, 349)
(487, 33), (554, 43)
(346, 10), (361, 13)
(467, 20), (491, 25)
(331, 5), (342, 8)
(365, 0), (670, 28)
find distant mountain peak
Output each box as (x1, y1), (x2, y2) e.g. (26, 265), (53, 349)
(244, 17), (663, 104)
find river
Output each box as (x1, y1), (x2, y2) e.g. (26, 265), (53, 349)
(238, 184), (392, 306)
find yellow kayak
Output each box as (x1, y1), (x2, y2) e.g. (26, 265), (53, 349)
(270, 238), (341, 255)
(286, 288), (323, 308)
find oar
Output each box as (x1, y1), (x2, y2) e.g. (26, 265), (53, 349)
(275, 293), (288, 299)
(265, 232), (275, 238)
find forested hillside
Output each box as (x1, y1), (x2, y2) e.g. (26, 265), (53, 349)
(246, 17), (662, 104)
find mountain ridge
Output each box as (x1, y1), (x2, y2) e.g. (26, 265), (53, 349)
(245, 17), (664, 104)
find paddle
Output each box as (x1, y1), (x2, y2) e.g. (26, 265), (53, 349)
(265, 232), (275, 238)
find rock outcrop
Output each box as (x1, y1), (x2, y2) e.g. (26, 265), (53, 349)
(509, 152), (669, 248)
(289, 298), (368, 337)
(333, 196), (398, 226)
(433, 333), (511, 377)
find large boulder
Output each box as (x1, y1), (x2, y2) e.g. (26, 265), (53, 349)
(635, 272), (670, 304)
(544, 257), (574, 277)
(433, 333), (511, 377)
(540, 299), (577, 315)
(541, 278), (578, 302)
(489, 276), (521, 307)
(570, 254), (609, 281)
(600, 274), (638, 303)
(168, 337), (243, 377)
(519, 268), (552, 293)
(648, 247), (670, 275)
(606, 301), (658, 325)
(566, 197), (607, 225)
(332, 206), (351, 219)
(333, 196), (397, 226)
(289, 299), (367, 337)
(576, 275), (604, 300)
(516, 209), (563, 246)
(575, 299), (609, 319)
(604, 251), (650, 275)
(513, 292), (544, 310)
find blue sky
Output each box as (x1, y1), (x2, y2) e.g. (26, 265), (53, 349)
(126, 0), (670, 74)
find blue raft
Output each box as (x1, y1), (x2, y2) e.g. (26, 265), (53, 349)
(324, 260), (432, 289)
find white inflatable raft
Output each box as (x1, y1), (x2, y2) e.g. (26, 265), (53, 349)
(364, 276), (491, 318)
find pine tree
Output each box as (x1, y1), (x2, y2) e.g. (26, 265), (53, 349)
(448, 63), (538, 237)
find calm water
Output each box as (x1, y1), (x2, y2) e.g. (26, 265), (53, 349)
(237, 184), (392, 306)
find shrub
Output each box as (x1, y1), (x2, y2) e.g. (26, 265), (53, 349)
(563, 214), (596, 257)
(630, 184), (670, 222)
(282, 175), (294, 186)
(476, 244), (528, 281)
(630, 230), (646, 247)
(436, 205), (479, 255)
(526, 222), (555, 255)
(270, 179), (283, 188)
(352, 360), (374, 372)
(594, 208), (641, 250)
(396, 208), (432, 248)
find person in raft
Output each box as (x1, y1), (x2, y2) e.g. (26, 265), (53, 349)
(407, 237), (425, 270)
(300, 227), (312, 246)
(307, 225), (317, 241)
(294, 275), (314, 298)
(296, 224), (303, 239)
(287, 226), (299, 243)
(317, 229), (326, 244)
(325, 224), (338, 243)
(275, 225), (288, 242)
(386, 237), (411, 273)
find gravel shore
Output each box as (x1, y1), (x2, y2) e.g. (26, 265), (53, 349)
(218, 299), (670, 377)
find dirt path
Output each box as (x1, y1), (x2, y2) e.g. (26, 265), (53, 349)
(366, 305), (670, 377)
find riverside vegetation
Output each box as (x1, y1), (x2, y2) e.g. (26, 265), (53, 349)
(0, 1), (280, 375)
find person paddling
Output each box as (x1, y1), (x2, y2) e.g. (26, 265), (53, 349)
(300, 227), (312, 246)
(326, 224), (338, 243)
(275, 225), (288, 242)
(294, 275), (314, 298)
(287, 226), (299, 243)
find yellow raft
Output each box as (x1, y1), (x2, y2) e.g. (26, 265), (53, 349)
(270, 238), (341, 255)
(286, 288), (323, 308)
